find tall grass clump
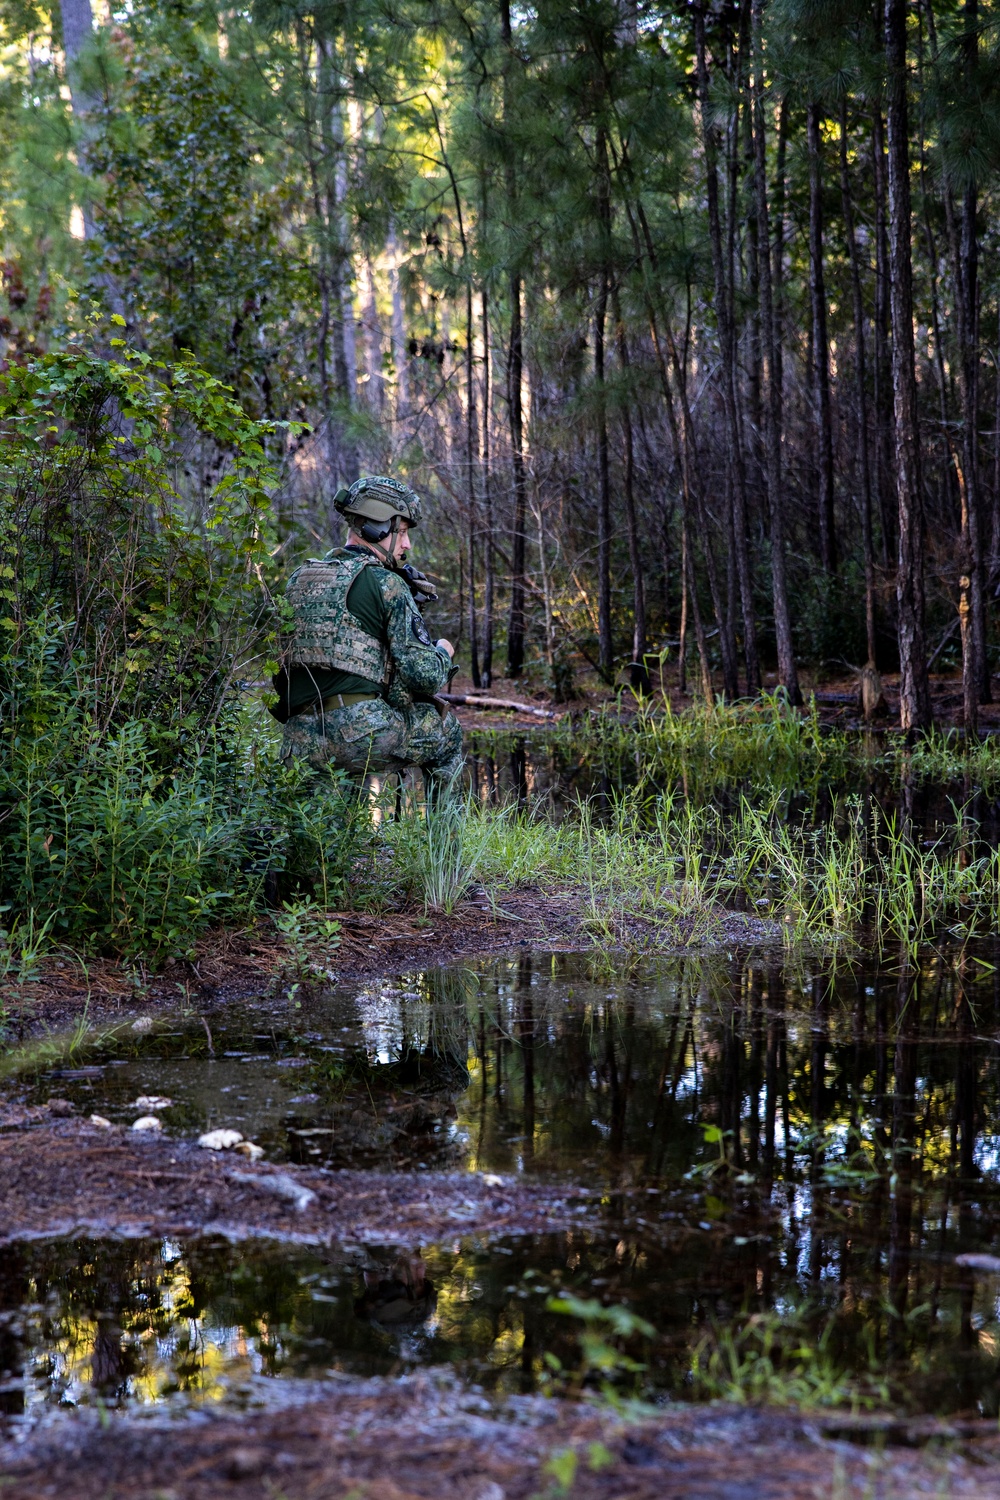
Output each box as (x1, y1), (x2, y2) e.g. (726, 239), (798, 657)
(547, 692), (851, 795)
(419, 786), (1000, 955)
(383, 793), (578, 914)
(520, 694), (1000, 800)
(0, 343), (363, 961)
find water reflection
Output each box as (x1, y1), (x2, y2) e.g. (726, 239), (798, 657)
(8, 945), (1000, 1418)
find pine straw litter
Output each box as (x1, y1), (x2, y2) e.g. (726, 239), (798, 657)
(0, 1116), (595, 1247)
(5, 1372), (1000, 1500)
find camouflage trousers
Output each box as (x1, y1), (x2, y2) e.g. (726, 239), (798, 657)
(280, 696), (464, 787)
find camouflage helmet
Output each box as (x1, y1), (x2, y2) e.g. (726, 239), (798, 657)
(334, 475), (422, 543)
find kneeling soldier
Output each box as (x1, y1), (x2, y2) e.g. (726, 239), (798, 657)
(272, 476), (463, 790)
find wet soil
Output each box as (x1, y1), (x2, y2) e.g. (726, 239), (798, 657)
(1, 888), (775, 1044)
(0, 1116), (592, 1247)
(6, 1378), (1000, 1500)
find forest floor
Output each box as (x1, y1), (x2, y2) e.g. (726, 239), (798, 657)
(7, 1377), (1000, 1499)
(0, 1113), (595, 1245)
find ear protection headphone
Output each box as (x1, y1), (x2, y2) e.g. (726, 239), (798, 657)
(334, 483), (393, 542)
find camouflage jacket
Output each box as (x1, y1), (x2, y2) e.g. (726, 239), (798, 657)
(284, 548), (449, 706)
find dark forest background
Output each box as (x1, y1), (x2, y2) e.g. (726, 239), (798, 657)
(3, 0), (999, 727)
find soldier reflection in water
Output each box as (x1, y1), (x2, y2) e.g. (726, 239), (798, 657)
(354, 1257), (435, 1325)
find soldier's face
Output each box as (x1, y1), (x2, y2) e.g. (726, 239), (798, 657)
(390, 523), (412, 562)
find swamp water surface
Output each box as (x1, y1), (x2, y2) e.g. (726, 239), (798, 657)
(5, 947), (1000, 1427)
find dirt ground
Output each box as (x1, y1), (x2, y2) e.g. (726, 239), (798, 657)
(5, 1375), (1000, 1499)
(0, 1114), (593, 1247)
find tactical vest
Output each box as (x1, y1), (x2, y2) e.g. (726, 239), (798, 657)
(285, 551), (389, 682)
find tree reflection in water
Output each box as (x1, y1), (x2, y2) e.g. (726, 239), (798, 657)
(5, 945), (1000, 1421)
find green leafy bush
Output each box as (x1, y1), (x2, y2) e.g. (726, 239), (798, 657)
(0, 340), (284, 741)
(0, 345), (363, 960)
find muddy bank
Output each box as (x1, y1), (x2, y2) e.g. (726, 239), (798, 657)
(0, 1118), (593, 1246)
(5, 1375), (1000, 1499)
(1, 888), (776, 1043)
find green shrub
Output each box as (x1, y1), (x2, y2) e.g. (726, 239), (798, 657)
(0, 341), (287, 743)
(0, 344), (369, 961)
(0, 655), (366, 958)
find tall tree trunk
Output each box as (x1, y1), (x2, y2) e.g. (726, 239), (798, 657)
(958, 0), (989, 713)
(296, 22), (337, 504)
(742, 92), (763, 473)
(807, 101), (836, 572)
(772, 94), (789, 425)
(506, 272), (527, 678)
(388, 219), (409, 413)
(751, 0), (801, 704)
(594, 125), (614, 681)
(319, 37), (357, 484)
(684, 516), (714, 708)
(481, 285), (495, 688)
(872, 104), (894, 569)
(61, 0), (127, 324)
(501, 0), (526, 678)
(466, 278), (481, 687)
(884, 0), (933, 729)
(694, 3), (759, 693)
(612, 289), (647, 690)
(839, 98), (878, 667)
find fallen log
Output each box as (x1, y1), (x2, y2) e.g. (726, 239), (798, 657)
(435, 692), (556, 720)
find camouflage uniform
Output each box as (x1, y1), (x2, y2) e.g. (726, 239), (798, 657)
(280, 550), (463, 786)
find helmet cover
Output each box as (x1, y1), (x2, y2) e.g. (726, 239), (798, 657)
(335, 476), (422, 528)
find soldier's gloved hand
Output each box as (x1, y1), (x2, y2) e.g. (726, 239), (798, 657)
(436, 638), (455, 659)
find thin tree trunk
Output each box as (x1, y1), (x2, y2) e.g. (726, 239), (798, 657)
(612, 288), (647, 689)
(740, 6), (763, 473)
(772, 93), (789, 425)
(318, 35), (357, 483)
(685, 515), (714, 707)
(481, 285), (495, 687)
(501, 0), (526, 678)
(388, 219), (409, 413)
(695, 3), (759, 693)
(884, 0), (933, 729)
(751, 0), (801, 704)
(839, 98), (878, 667)
(435, 110), (482, 689)
(506, 272), (527, 679)
(296, 23), (337, 506)
(960, 0), (989, 709)
(678, 520), (688, 695)
(808, 101), (836, 572)
(595, 126), (614, 681)
(466, 279), (481, 687)
(873, 104), (894, 569)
